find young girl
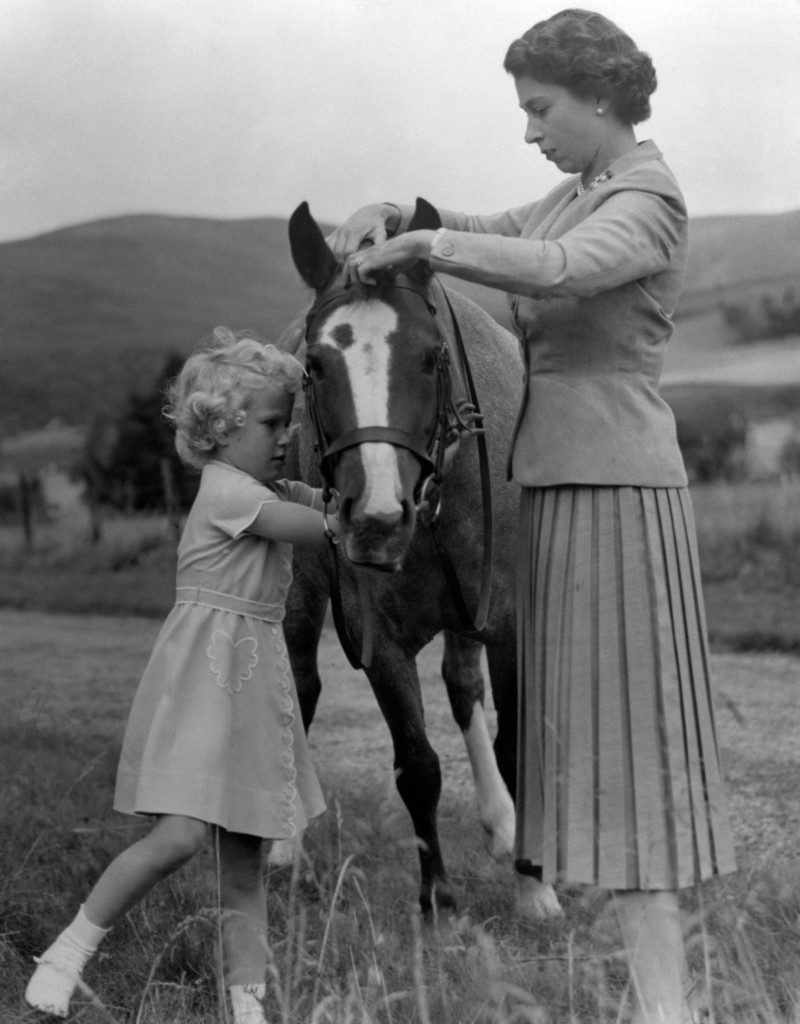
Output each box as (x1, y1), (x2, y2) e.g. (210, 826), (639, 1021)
(26, 328), (336, 1024)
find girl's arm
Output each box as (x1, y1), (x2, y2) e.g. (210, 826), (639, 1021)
(246, 501), (339, 549)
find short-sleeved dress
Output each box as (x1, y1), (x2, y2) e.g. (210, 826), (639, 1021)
(114, 461), (326, 840)
(423, 141), (737, 891)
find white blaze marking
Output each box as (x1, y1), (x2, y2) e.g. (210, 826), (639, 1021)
(319, 301), (402, 516)
(463, 703), (516, 859)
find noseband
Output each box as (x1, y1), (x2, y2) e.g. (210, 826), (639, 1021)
(303, 282), (452, 514)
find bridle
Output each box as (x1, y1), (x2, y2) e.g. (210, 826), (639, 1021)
(302, 276), (494, 669)
(303, 281), (452, 517)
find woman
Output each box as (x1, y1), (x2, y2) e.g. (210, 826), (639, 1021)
(328, 9), (736, 1024)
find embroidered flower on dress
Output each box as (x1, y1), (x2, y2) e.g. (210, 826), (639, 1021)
(270, 622), (300, 837)
(207, 630), (258, 694)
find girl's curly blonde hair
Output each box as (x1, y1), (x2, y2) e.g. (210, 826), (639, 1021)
(164, 326), (305, 469)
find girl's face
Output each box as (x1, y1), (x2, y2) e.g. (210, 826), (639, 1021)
(216, 383), (294, 485)
(514, 75), (607, 179)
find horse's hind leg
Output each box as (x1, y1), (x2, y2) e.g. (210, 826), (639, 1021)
(269, 560), (329, 868)
(441, 631), (515, 860)
(366, 645), (455, 917)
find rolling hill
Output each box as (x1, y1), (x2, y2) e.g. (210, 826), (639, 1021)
(1, 208), (799, 436)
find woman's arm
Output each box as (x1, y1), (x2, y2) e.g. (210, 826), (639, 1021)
(246, 501), (339, 549)
(326, 203), (404, 258)
(327, 201), (536, 260)
(353, 188), (685, 298)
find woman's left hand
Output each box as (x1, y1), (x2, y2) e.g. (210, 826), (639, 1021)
(345, 230), (435, 285)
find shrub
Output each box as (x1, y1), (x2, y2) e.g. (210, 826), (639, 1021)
(669, 394), (748, 483)
(779, 433), (800, 478)
(83, 353), (199, 512)
(721, 283), (800, 344)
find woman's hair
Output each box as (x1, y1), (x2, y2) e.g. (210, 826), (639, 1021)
(503, 9), (656, 124)
(164, 326), (305, 468)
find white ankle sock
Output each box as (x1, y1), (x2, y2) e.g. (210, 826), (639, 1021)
(25, 905), (110, 1017)
(230, 983), (268, 1024)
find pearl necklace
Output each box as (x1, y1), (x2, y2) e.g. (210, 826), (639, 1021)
(576, 169), (613, 196)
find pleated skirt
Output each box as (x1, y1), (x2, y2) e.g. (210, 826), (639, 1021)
(514, 485), (737, 891)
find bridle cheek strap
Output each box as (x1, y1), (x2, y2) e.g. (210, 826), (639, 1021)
(303, 339), (452, 506)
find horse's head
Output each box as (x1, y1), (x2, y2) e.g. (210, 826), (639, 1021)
(289, 198), (446, 571)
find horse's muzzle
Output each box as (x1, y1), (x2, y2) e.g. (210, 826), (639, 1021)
(340, 502), (416, 570)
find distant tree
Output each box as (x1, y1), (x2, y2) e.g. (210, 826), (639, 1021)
(721, 283), (800, 344)
(762, 285), (800, 338)
(86, 353), (199, 512)
(668, 390), (748, 483)
(779, 433), (800, 478)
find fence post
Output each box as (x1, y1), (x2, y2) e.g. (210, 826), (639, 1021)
(83, 468), (103, 544)
(159, 457), (181, 542)
(18, 471), (34, 551)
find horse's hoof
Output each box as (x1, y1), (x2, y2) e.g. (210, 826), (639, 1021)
(422, 910), (470, 950)
(515, 875), (563, 921)
(685, 977), (710, 1024)
(482, 814), (515, 860)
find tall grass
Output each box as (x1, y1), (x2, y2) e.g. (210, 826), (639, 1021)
(5, 481), (800, 647)
(687, 479), (800, 651)
(691, 478), (800, 573)
(3, 703), (800, 1023)
(0, 508), (172, 571)
(2, 483), (800, 1019)
(0, 510), (176, 616)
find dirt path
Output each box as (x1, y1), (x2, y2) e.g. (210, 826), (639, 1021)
(1, 608), (798, 871)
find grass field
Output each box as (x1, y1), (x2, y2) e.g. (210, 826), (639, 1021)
(2, 609), (800, 1023)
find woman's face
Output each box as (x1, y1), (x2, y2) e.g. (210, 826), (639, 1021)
(514, 75), (606, 177)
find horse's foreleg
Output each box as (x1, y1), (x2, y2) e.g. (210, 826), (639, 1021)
(484, 641), (562, 920)
(270, 562), (329, 868)
(367, 649), (455, 917)
(442, 631), (515, 860)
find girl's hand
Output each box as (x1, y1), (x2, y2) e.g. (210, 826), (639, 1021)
(326, 204), (401, 260)
(345, 231), (434, 285)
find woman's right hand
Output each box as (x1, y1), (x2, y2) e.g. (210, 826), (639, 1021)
(326, 203), (401, 260)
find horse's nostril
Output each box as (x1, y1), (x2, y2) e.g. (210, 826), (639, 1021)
(364, 509), (403, 530)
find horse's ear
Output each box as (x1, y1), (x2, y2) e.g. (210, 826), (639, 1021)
(403, 197), (442, 284)
(288, 201), (339, 291)
(407, 197), (442, 233)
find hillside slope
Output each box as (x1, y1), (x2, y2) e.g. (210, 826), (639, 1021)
(2, 208), (799, 433)
(1, 215), (311, 432)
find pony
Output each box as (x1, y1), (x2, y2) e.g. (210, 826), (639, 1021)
(277, 198), (560, 920)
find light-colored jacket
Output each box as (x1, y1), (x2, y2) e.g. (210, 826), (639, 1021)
(406, 141), (690, 487)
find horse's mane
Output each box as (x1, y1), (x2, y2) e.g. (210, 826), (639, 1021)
(276, 306), (310, 360)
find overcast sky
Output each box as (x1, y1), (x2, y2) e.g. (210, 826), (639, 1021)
(1, 0), (798, 243)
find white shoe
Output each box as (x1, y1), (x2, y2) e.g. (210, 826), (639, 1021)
(25, 956), (79, 1018)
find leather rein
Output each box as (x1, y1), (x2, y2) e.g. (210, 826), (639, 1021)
(302, 277), (494, 669)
